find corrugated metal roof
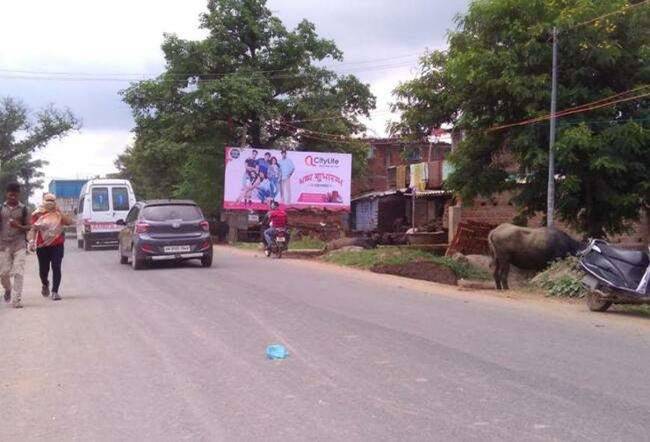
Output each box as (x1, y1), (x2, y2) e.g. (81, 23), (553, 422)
(352, 188), (451, 202)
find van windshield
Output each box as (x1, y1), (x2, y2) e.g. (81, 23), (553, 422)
(92, 187), (110, 212)
(142, 205), (202, 222)
(112, 187), (130, 211)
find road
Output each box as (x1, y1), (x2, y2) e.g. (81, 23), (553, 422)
(1, 242), (649, 441)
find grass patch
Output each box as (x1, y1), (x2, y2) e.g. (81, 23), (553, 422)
(234, 236), (325, 251)
(617, 304), (650, 317)
(234, 242), (260, 250)
(290, 237), (325, 250)
(323, 247), (490, 280)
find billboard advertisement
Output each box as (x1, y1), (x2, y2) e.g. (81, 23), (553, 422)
(223, 147), (352, 211)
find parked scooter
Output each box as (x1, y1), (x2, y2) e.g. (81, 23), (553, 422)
(578, 239), (650, 312)
(264, 228), (289, 258)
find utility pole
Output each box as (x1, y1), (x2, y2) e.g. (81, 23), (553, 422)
(547, 27), (559, 227)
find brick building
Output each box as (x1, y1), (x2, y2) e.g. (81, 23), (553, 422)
(351, 138), (453, 232)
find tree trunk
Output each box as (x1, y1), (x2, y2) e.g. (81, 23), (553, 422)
(643, 207), (650, 247)
(249, 115), (262, 148)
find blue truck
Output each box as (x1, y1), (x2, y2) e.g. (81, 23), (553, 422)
(48, 179), (88, 215)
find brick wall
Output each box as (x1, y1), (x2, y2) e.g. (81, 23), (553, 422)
(352, 140), (451, 196)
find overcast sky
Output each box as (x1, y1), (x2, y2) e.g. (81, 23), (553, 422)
(0, 0), (470, 197)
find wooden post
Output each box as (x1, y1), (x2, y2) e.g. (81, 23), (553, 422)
(448, 205), (461, 244)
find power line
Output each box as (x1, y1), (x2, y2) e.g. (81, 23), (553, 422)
(487, 85), (649, 132)
(0, 60), (418, 83)
(0, 53), (420, 79)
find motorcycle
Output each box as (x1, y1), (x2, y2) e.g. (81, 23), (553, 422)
(264, 228), (289, 258)
(578, 239), (650, 312)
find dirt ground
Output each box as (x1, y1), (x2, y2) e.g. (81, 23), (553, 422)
(371, 261), (458, 285)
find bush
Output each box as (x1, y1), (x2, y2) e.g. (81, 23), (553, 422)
(532, 257), (586, 298)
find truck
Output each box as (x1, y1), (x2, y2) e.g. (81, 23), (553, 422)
(48, 179), (89, 216)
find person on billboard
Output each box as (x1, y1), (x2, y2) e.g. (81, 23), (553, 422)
(267, 156), (281, 199)
(262, 200), (288, 251)
(255, 171), (274, 204)
(258, 152), (271, 176)
(236, 150), (260, 206)
(278, 149), (295, 204)
(244, 150), (259, 182)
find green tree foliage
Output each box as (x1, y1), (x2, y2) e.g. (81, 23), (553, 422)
(118, 0), (375, 215)
(0, 97), (79, 199)
(392, 0), (649, 237)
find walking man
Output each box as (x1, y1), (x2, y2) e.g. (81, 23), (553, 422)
(1, 182), (31, 309)
(278, 149), (295, 204)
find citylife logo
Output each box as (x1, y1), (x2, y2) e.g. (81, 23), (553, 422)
(304, 155), (340, 168)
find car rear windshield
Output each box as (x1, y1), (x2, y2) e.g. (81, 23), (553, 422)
(141, 205), (202, 222)
(91, 187), (110, 212)
(112, 187), (130, 211)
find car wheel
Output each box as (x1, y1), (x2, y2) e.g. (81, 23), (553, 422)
(201, 254), (213, 268)
(77, 239), (83, 249)
(586, 291), (612, 312)
(131, 248), (145, 270)
(84, 237), (92, 251)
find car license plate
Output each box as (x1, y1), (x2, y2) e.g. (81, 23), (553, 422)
(276, 237), (286, 243)
(164, 245), (191, 253)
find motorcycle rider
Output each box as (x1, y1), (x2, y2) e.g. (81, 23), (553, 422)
(263, 200), (288, 251)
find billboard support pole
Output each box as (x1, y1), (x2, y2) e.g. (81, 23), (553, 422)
(412, 188), (416, 229)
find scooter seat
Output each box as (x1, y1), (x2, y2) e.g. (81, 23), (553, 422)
(599, 243), (649, 267)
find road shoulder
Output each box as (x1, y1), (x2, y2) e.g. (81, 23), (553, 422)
(216, 245), (650, 332)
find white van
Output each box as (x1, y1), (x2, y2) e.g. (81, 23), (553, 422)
(76, 179), (136, 250)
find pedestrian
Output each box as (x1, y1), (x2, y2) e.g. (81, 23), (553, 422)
(278, 149), (295, 204)
(30, 193), (74, 301)
(0, 182), (31, 308)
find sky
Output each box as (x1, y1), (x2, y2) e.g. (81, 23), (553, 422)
(0, 0), (470, 198)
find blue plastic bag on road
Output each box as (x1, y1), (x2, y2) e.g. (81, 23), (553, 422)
(266, 344), (289, 360)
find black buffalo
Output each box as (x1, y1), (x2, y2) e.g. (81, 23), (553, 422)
(488, 223), (582, 290)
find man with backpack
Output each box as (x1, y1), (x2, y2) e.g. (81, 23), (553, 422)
(0, 182), (31, 308)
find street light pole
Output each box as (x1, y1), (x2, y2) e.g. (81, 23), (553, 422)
(547, 27), (559, 227)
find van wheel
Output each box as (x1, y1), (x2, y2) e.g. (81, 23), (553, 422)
(77, 239), (83, 249)
(586, 291), (612, 312)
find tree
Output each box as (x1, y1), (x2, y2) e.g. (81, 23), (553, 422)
(0, 97), (79, 199)
(118, 0), (375, 215)
(392, 0), (649, 238)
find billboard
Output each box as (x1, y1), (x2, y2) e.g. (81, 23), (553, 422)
(223, 147), (352, 211)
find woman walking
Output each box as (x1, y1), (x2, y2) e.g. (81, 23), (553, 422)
(30, 193), (73, 301)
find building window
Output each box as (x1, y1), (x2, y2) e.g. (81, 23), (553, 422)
(407, 147), (421, 162)
(367, 146), (375, 159)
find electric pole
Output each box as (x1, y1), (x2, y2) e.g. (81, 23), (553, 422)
(547, 27), (559, 227)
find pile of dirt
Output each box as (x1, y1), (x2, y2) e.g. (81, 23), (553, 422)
(371, 261), (458, 285)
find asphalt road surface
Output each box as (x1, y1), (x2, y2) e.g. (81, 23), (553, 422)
(1, 242), (649, 441)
